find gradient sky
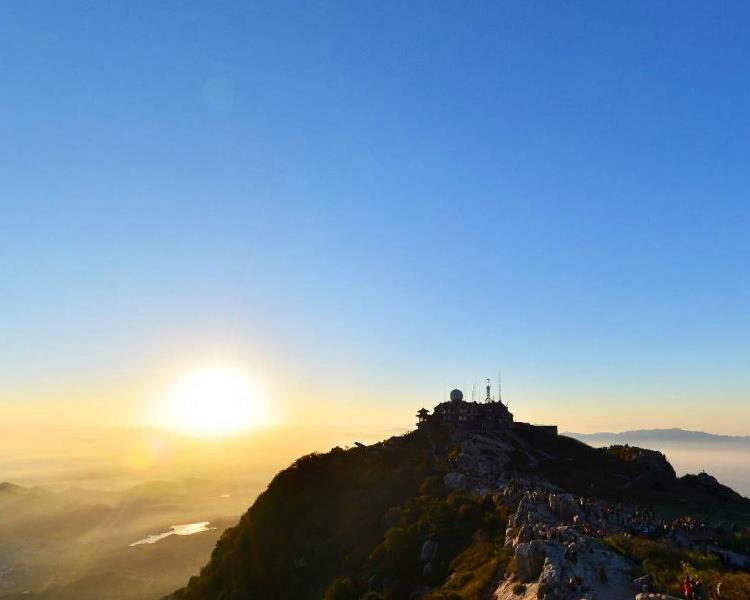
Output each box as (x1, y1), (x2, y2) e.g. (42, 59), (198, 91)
(2, 2), (749, 434)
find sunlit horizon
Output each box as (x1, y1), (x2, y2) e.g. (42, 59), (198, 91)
(3, 3), (750, 598)
(147, 365), (276, 438)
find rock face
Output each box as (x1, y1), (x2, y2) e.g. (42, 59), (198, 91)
(442, 425), (698, 600)
(447, 430), (514, 485)
(537, 542), (564, 588)
(494, 492), (636, 600)
(514, 540), (548, 582)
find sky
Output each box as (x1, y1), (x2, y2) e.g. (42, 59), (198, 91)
(2, 1), (749, 435)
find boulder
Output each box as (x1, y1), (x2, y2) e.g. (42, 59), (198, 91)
(510, 495), (537, 527)
(504, 525), (518, 547)
(514, 540), (547, 582)
(536, 543), (564, 599)
(515, 523), (533, 544)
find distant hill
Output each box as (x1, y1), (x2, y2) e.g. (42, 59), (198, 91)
(0, 479), (243, 600)
(563, 427), (750, 445)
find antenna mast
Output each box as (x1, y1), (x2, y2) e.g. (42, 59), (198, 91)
(498, 368), (503, 407)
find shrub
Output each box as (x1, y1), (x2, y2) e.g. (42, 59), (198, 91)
(604, 534), (729, 596)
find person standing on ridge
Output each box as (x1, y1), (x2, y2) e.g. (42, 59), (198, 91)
(683, 574), (694, 600)
(693, 580), (706, 600)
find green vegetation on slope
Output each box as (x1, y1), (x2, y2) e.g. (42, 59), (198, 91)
(605, 534), (750, 599)
(171, 430), (510, 600)
(173, 427), (750, 600)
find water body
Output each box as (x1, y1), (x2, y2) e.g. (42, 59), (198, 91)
(130, 522), (214, 547)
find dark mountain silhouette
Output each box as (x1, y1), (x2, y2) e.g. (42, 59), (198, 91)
(166, 421), (750, 600)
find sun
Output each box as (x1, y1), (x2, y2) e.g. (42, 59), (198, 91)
(156, 366), (272, 438)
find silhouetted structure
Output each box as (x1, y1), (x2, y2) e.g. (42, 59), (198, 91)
(416, 407), (430, 425)
(417, 386), (557, 437)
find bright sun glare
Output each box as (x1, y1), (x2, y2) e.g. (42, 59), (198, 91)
(156, 366), (272, 438)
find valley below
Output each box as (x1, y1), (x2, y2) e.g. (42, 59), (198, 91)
(0, 424), (393, 599)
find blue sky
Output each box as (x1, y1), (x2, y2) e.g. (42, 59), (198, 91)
(2, 2), (749, 432)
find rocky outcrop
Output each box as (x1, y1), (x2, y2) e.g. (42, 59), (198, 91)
(607, 445), (676, 479)
(507, 492), (557, 532)
(168, 419), (750, 600)
(449, 431), (514, 483)
(514, 540), (549, 582)
(495, 491), (636, 600)
(548, 493), (580, 522)
(443, 433), (669, 600)
(681, 471), (746, 502)
(536, 545), (564, 597)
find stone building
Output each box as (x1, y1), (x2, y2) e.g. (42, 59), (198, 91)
(417, 388), (513, 431)
(416, 387), (557, 436)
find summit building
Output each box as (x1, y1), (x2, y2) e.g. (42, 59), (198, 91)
(416, 383), (557, 437)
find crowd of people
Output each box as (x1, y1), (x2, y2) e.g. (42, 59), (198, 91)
(501, 480), (732, 599)
(682, 574), (722, 599)
(573, 496), (714, 541)
(570, 495), (727, 599)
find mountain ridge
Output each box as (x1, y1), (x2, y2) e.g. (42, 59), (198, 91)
(167, 422), (750, 599)
(564, 427), (750, 444)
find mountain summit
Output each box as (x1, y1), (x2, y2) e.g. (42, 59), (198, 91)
(168, 393), (750, 599)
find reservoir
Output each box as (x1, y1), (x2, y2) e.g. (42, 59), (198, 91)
(130, 522), (214, 547)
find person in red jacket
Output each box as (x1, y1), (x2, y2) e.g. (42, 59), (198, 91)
(683, 574), (694, 600)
